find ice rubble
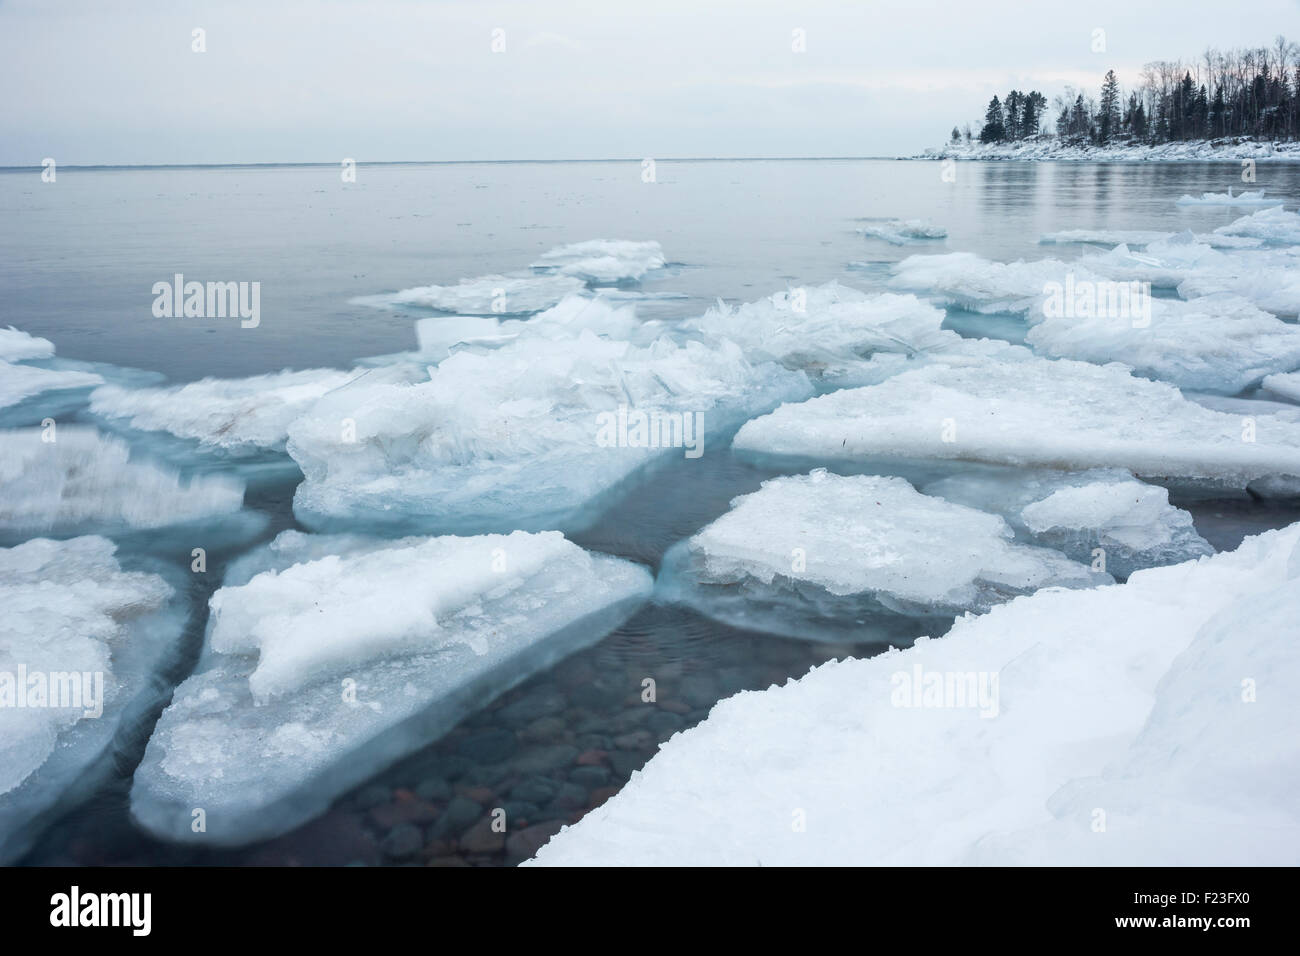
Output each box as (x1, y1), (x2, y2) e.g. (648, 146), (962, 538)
(287, 331), (811, 534)
(1262, 371), (1300, 404)
(922, 469), (1213, 578)
(1214, 205), (1300, 245)
(129, 529), (653, 846)
(1039, 228), (1261, 250)
(374, 273), (589, 315)
(0, 536), (182, 864)
(1024, 293), (1300, 393)
(529, 522), (1300, 866)
(88, 368), (358, 452)
(1175, 189), (1281, 206)
(0, 427), (244, 536)
(531, 240), (666, 283)
(888, 252), (1083, 313)
(859, 219), (947, 245)
(732, 356), (1300, 489)
(657, 470), (1104, 643)
(0, 327), (55, 362)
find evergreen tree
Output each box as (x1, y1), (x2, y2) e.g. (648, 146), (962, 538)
(1099, 69), (1121, 142)
(979, 96), (1006, 143)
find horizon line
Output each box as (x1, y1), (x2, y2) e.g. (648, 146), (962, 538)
(0, 155), (911, 172)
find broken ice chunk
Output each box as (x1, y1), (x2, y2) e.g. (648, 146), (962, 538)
(531, 240), (666, 283)
(656, 470), (1106, 643)
(129, 529), (653, 846)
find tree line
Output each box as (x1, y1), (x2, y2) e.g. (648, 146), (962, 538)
(951, 36), (1299, 146)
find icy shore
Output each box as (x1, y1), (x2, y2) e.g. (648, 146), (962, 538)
(915, 139), (1300, 163)
(530, 523), (1300, 866)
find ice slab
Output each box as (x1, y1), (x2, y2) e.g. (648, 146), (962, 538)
(529, 522), (1300, 866)
(1262, 370), (1300, 404)
(1215, 206), (1300, 245)
(89, 368), (357, 453)
(657, 470), (1105, 643)
(732, 356), (1300, 488)
(364, 273), (589, 315)
(860, 219), (947, 245)
(1175, 189), (1282, 206)
(888, 251), (1089, 313)
(1039, 229), (1262, 249)
(0, 327), (55, 363)
(531, 240), (665, 283)
(0, 427), (245, 537)
(0, 536), (183, 863)
(923, 468), (1213, 578)
(288, 330), (812, 534)
(1024, 292), (1300, 393)
(129, 529), (653, 846)
(0, 361), (103, 411)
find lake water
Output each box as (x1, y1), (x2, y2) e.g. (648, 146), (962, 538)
(5, 158), (1300, 865)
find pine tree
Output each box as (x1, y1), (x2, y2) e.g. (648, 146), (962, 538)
(979, 96), (1006, 143)
(1099, 70), (1121, 142)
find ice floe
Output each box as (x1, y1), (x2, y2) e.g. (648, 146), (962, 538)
(0, 536), (183, 863)
(1175, 189), (1282, 206)
(1024, 293), (1300, 393)
(732, 356), (1300, 490)
(859, 219), (947, 245)
(287, 331), (811, 534)
(922, 469), (1213, 578)
(129, 529), (652, 846)
(531, 240), (665, 283)
(530, 522), (1300, 865)
(1214, 205), (1300, 245)
(657, 470), (1104, 643)
(367, 273), (589, 315)
(0, 427), (245, 537)
(89, 368), (358, 453)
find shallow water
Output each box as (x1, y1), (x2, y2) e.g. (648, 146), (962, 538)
(5, 158), (1300, 865)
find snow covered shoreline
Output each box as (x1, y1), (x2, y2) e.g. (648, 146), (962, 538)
(913, 139), (1300, 163)
(530, 523), (1300, 866)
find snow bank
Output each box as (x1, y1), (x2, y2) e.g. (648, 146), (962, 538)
(0, 427), (245, 535)
(0, 536), (181, 863)
(919, 139), (1300, 163)
(89, 368), (357, 452)
(657, 470), (1103, 643)
(530, 522), (1300, 866)
(532, 240), (666, 283)
(130, 529), (653, 846)
(287, 331), (811, 534)
(923, 469), (1213, 578)
(732, 357), (1300, 489)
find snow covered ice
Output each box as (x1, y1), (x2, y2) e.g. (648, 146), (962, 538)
(1262, 371), (1300, 404)
(1024, 292), (1300, 393)
(732, 356), (1300, 491)
(129, 529), (652, 846)
(287, 330), (811, 534)
(0, 427), (245, 537)
(529, 523), (1300, 866)
(531, 239), (665, 283)
(89, 368), (358, 453)
(1214, 205), (1300, 245)
(0, 536), (183, 863)
(657, 470), (1105, 643)
(922, 469), (1213, 578)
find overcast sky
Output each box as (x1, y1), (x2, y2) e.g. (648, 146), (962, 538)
(2, 0), (1296, 165)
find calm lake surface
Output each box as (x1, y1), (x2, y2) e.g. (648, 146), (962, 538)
(5, 158), (1300, 865)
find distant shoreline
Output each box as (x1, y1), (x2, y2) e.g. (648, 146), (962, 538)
(913, 139), (1300, 163)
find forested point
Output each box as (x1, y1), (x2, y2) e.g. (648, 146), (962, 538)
(949, 37), (1300, 145)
